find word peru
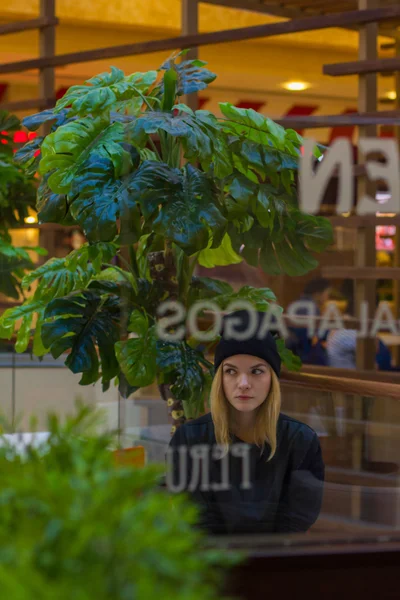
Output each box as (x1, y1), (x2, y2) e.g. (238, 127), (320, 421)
(165, 443), (251, 493)
(300, 136), (400, 215)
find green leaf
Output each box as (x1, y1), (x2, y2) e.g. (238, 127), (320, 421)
(272, 236), (318, 277)
(136, 233), (164, 280)
(42, 291), (120, 385)
(225, 175), (255, 219)
(296, 213), (334, 252)
(187, 276), (234, 309)
(115, 325), (157, 387)
(156, 340), (213, 413)
(71, 156), (176, 242)
(127, 109), (233, 178)
(162, 68), (178, 111)
(0, 240), (35, 299)
(21, 108), (69, 132)
(191, 110), (233, 178)
(66, 241), (117, 272)
(126, 160), (180, 221)
(128, 309), (149, 336)
(56, 66), (125, 115)
(214, 285), (277, 312)
(220, 102), (286, 149)
(55, 67), (158, 117)
(161, 55), (216, 96)
(0, 301), (44, 353)
(276, 337), (302, 372)
(237, 138), (299, 175)
(254, 184), (275, 229)
(152, 164), (227, 255)
(39, 117), (128, 194)
(198, 232), (242, 268)
(36, 174), (74, 225)
(117, 372), (139, 399)
(32, 314), (49, 357)
(281, 169), (294, 195)
(0, 110), (20, 136)
(21, 257), (92, 302)
(14, 136), (43, 176)
(92, 265), (138, 295)
(22, 243), (116, 303)
(232, 215), (254, 234)
(259, 239), (282, 276)
(285, 128), (304, 148)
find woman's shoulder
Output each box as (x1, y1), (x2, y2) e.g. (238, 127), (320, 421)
(278, 412), (319, 446)
(185, 412), (213, 427)
(175, 412), (214, 445)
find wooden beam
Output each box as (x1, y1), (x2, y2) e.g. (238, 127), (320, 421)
(392, 39), (400, 367)
(301, 365), (400, 384)
(0, 97), (52, 111)
(381, 42), (395, 50)
(281, 371), (400, 400)
(282, 0), (352, 9)
(182, 0), (199, 111)
(329, 215), (400, 227)
(200, 0), (306, 19)
(355, 0), (377, 374)
(324, 56), (400, 76)
(39, 0), (56, 125)
(202, 0), (400, 39)
(0, 17), (58, 36)
(276, 109), (400, 128)
(1, 6), (400, 73)
(321, 267), (400, 280)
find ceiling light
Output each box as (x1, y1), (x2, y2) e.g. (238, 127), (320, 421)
(24, 216), (37, 224)
(283, 81), (310, 92)
(386, 91), (397, 100)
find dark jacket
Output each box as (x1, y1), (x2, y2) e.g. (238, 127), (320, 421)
(167, 412), (325, 535)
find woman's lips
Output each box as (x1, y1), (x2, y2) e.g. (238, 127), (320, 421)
(237, 396), (253, 399)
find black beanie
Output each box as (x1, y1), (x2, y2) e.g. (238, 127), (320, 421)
(213, 309), (281, 378)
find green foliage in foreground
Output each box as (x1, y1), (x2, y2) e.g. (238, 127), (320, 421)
(0, 404), (241, 599)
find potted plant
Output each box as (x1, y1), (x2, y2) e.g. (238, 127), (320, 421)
(0, 52), (332, 431)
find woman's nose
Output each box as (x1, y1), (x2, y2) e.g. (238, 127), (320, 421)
(238, 374), (250, 388)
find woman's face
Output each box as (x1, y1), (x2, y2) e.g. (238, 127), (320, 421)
(222, 354), (271, 413)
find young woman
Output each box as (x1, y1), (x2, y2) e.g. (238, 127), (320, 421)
(167, 309), (325, 535)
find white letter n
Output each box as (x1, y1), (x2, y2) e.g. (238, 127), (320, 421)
(300, 137), (354, 215)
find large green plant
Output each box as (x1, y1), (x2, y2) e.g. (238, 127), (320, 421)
(0, 53), (333, 428)
(0, 111), (46, 300)
(0, 404), (240, 599)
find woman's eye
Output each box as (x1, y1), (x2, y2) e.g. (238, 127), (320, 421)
(224, 368), (263, 375)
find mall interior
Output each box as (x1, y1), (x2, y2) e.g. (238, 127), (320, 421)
(1, 0), (400, 597)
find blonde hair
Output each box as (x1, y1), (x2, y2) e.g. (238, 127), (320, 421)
(210, 363), (281, 461)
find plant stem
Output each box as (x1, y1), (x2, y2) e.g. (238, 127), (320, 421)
(188, 254), (199, 279)
(164, 239), (173, 260)
(136, 89), (154, 112)
(129, 245), (140, 279)
(148, 137), (162, 162)
(117, 254), (136, 278)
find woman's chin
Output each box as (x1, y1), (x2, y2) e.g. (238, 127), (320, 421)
(232, 401), (257, 412)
